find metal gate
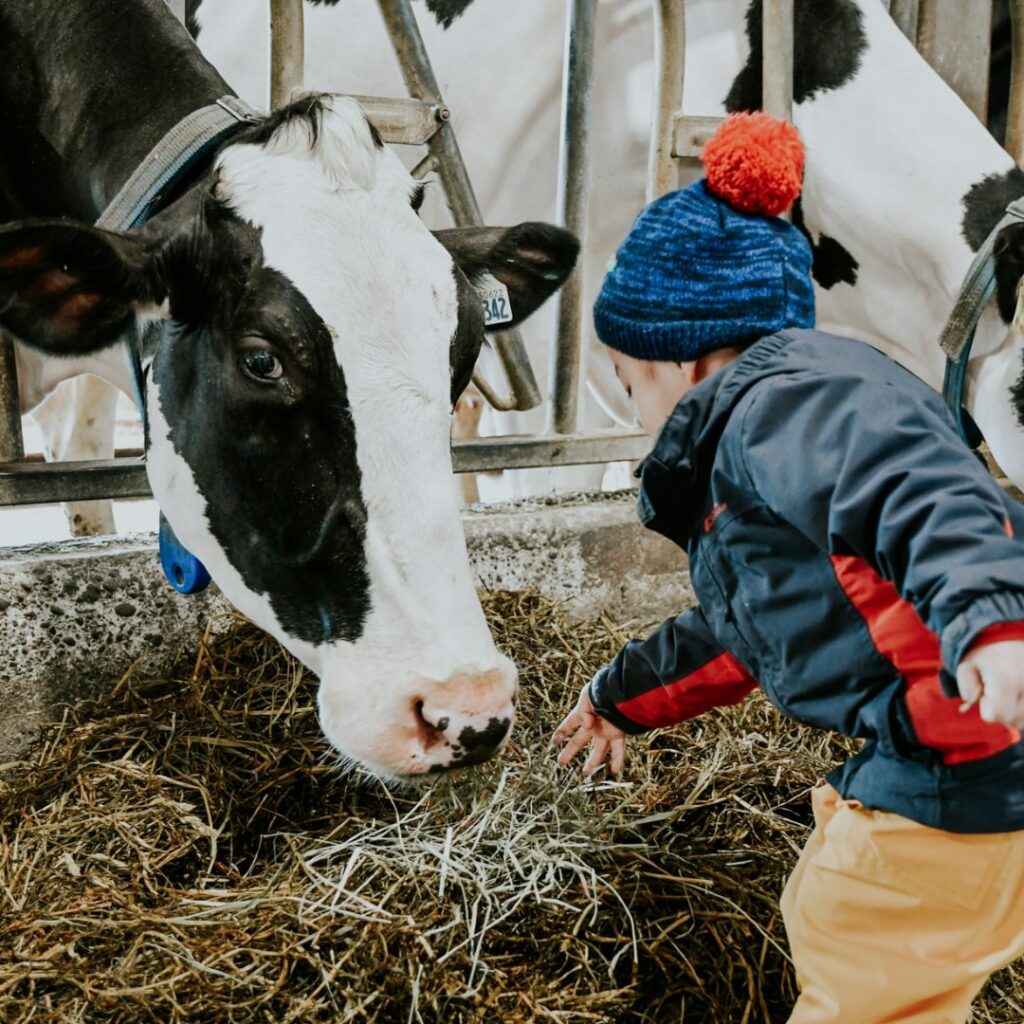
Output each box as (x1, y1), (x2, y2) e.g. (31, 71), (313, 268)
(1, 0), (1022, 512)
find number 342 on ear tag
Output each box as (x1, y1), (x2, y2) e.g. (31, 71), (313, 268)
(478, 273), (513, 327)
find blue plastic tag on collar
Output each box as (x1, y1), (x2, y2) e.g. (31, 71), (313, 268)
(159, 513), (211, 594)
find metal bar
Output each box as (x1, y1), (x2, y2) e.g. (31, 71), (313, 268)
(762, 0), (794, 123)
(916, 0), (992, 123)
(647, 0), (686, 199)
(0, 459), (150, 506)
(269, 0), (304, 110)
(0, 432), (652, 506)
(673, 115), (725, 161)
(0, 334), (23, 464)
(376, 0), (542, 412)
(548, 0), (598, 436)
(1008, 0), (1024, 164)
(351, 95), (448, 147)
(410, 150), (439, 180)
(888, 0), (920, 42)
(471, 371), (518, 413)
(453, 430), (649, 473)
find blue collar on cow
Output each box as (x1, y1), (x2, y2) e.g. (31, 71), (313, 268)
(96, 95), (263, 595)
(939, 197), (1024, 447)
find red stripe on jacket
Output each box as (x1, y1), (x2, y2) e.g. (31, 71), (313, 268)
(830, 555), (1020, 765)
(967, 621), (1024, 649)
(615, 652), (757, 729)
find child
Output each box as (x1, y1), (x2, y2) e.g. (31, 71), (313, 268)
(554, 112), (1024, 1024)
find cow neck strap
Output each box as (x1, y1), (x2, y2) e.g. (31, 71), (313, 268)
(939, 197), (1024, 445)
(96, 96), (262, 234)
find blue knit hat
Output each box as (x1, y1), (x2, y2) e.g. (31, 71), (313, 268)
(593, 113), (815, 361)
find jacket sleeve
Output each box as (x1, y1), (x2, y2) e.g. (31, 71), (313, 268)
(738, 372), (1024, 674)
(589, 604), (758, 734)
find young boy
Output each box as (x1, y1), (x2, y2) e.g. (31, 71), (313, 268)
(554, 112), (1024, 1024)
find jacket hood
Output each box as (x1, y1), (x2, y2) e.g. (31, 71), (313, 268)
(636, 330), (797, 544)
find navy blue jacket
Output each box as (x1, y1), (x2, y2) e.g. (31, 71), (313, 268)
(590, 329), (1024, 833)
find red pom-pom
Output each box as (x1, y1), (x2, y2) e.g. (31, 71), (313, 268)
(701, 112), (804, 217)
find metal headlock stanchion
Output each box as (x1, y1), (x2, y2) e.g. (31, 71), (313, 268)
(0, 335), (23, 465)
(647, 0), (685, 201)
(1006, 0), (1024, 164)
(269, 0), (304, 108)
(548, 0), (597, 436)
(762, 0), (794, 124)
(888, 0), (921, 42)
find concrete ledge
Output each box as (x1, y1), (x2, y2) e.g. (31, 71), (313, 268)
(0, 491), (693, 763)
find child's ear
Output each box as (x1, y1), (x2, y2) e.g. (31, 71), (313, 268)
(434, 222), (580, 330)
(685, 359), (705, 386)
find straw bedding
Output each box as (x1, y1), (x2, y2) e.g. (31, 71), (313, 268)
(1, 591), (1021, 1023)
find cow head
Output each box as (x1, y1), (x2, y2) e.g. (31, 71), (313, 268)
(0, 95), (579, 778)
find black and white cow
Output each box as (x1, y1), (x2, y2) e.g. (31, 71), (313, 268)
(0, 0), (579, 777)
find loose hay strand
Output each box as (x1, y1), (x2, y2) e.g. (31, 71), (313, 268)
(1, 592), (1021, 1023)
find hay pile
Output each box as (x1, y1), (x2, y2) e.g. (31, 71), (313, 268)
(1, 592), (1021, 1023)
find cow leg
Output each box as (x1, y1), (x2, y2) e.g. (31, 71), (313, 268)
(452, 383), (484, 504)
(29, 375), (119, 536)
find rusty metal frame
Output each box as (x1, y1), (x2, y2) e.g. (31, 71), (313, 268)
(547, 0), (598, 435)
(1007, 0), (1024, 163)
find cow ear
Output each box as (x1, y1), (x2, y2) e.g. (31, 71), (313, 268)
(0, 220), (164, 355)
(435, 222), (580, 330)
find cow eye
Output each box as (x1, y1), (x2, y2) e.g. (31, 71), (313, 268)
(241, 345), (284, 382)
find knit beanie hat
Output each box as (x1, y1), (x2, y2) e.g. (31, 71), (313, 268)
(593, 112), (815, 361)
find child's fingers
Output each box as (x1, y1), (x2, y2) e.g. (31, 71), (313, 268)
(609, 736), (625, 776)
(582, 738), (609, 777)
(956, 662), (984, 711)
(553, 709), (582, 742)
(979, 673), (1024, 728)
(556, 725), (592, 766)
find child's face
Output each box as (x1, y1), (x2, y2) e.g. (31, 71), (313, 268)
(606, 348), (696, 436)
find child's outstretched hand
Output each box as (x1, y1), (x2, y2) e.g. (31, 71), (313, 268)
(957, 640), (1024, 729)
(554, 682), (627, 777)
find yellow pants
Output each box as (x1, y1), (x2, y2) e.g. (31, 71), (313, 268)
(781, 783), (1024, 1024)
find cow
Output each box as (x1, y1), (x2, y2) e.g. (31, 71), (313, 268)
(176, 0), (1024, 502)
(0, 0), (580, 777)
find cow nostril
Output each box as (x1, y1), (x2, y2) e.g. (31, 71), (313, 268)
(413, 700), (448, 749)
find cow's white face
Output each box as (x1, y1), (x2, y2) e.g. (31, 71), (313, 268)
(0, 95), (579, 778)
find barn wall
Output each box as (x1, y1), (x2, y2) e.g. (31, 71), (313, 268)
(0, 491), (694, 764)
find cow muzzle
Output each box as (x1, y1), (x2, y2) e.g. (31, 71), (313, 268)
(317, 656), (518, 778)
(413, 665), (517, 773)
